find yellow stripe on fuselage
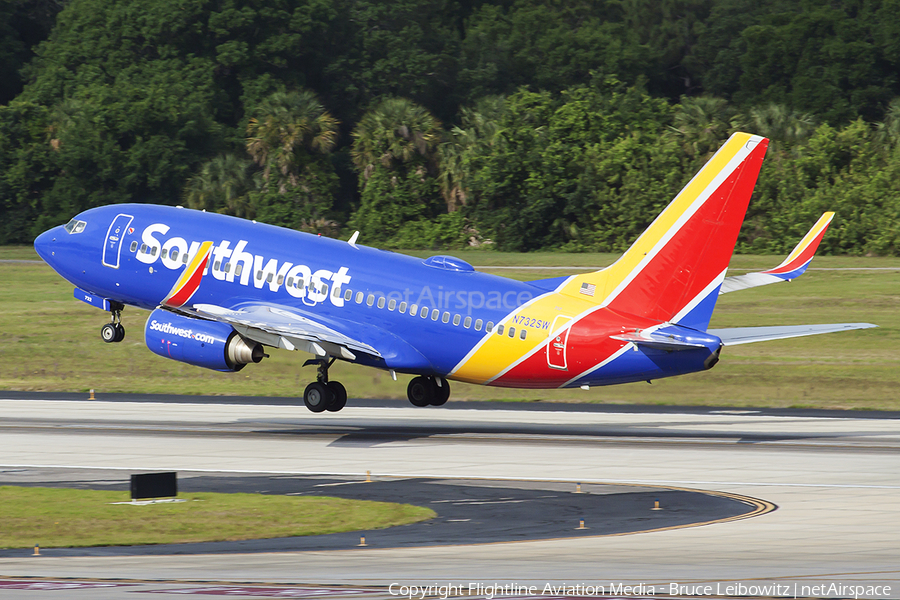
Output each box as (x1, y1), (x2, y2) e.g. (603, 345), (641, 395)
(449, 286), (595, 384)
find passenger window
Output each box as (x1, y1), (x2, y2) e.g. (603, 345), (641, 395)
(377, 297), (385, 309)
(266, 273), (274, 283)
(213, 260), (220, 271)
(183, 253), (189, 264)
(297, 278), (305, 289)
(235, 264), (242, 275)
(161, 249), (168, 259)
(409, 303), (418, 316)
(130, 241), (138, 252)
(388, 299), (397, 311)
(355, 292), (364, 304)
(366, 294), (375, 307)
(442, 312), (450, 323)
(431, 309), (439, 321)
(332, 285), (340, 298)
(150, 247), (157, 257)
(224, 262), (230, 272)
(508, 327), (515, 338)
(399, 302), (408, 314)
(278, 274), (285, 285)
(344, 289), (352, 301)
(171, 249), (179, 261)
(496, 324), (504, 335)
(474, 319), (483, 331)
(520, 329), (527, 340)
(464, 316), (472, 329)
(321, 283), (328, 295)
(420, 306), (429, 318)
(256, 270), (263, 281)
(486, 322), (494, 333)
(287, 277), (294, 288)
(453, 314), (461, 326)
(140, 243), (148, 254)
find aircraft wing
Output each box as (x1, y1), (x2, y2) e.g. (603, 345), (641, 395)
(177, 303), (382, 361)
(720, 212), (834, 294)
(708, 323), (877, 346)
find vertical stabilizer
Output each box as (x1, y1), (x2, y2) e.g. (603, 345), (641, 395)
(559, 132), (769, 330)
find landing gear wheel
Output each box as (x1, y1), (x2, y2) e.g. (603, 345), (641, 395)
(431, 378), (450, 406)
(304, 382), (332, 413)
(326, 381), (347, 412)
(407, 376), (434, 407)
(114, 323), (125, 342)
(100, 323), (118, 343)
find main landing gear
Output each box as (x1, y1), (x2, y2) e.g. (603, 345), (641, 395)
(407, 375), (450, 407)
(100, 304), (126, 343)
(302, 358), (347, 413)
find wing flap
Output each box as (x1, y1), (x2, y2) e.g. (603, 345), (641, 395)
(709, 323), (877, 346)
(184, 303), (381, 359)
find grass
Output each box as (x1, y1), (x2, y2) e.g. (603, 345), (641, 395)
(0, 486), (435, 548)
(3, 245), (898, 411)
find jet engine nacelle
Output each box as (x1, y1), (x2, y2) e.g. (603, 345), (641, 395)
(144, 308), (264, 372)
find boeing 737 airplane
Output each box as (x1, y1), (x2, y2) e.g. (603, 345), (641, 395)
(34, 132), (875, 412)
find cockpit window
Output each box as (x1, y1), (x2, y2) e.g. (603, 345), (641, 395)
(64, 219), (86, 234)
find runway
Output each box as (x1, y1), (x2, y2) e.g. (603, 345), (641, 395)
(0, 395), (898, 599)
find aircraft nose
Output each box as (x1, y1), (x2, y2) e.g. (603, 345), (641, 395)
(33, 228), (59, 265)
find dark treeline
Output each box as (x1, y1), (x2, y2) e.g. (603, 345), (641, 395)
(2, 0), (900, 254)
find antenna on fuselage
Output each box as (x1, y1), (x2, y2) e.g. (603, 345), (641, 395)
(348, 231), (360, 248)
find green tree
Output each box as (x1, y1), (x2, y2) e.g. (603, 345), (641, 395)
(666, 95), (744, 162)
(245, 90), (339, 192)
(350, 97), (444, 243)
(438, 96), (505, 213)
(183, 154), (255, 218)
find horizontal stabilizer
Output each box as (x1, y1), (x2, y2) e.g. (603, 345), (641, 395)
(721, 212), (834, 294)
(708, 323), (877, 346)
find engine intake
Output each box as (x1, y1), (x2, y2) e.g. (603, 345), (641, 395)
(145, 308), (264, 372)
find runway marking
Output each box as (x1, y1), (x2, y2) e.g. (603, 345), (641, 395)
(2, 464), (897, 490)
(0, 580), (133, 590)
(138, 586), (377, 597)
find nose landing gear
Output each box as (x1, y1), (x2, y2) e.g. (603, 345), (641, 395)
(100, 304), (126, 343)
(302, 358), (347, 413)
(407, 375), (450, 407)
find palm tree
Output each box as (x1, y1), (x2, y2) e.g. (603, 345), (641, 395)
(350, 97), (442, 183)
(668, 96), (745, 160)
(875, 98), (900, 150)
(749, 103), (816, 148)
(438, 98), (505, 212)
(183, 154), (254, 218)
(245, 90), (339, 192)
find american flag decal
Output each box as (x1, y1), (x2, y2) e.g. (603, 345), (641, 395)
(580, 282), (596, 297)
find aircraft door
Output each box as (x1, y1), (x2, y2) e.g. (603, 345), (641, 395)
(102, 214), (134, 269)
(547, 315), (573, 370)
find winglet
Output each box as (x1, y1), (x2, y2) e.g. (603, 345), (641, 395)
(720, 212), (834, 294)
(161, 241), (214, 308)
